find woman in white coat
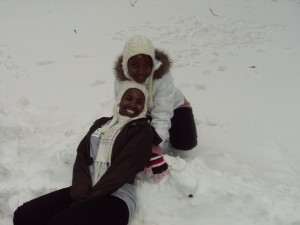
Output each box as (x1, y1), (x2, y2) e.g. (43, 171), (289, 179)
(114, 35), (197, 152)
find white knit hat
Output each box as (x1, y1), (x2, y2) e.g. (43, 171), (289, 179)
(122, 35), (156, 109)
(114, 80), (149, 118)
(122, 35), (156, 80)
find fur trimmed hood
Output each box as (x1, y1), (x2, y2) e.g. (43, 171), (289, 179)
(114, 49), (172, 81)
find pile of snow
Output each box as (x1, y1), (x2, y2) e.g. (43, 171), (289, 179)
(1, 0), (300, 224)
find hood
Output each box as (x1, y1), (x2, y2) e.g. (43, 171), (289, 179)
(114, 49), (172, 81)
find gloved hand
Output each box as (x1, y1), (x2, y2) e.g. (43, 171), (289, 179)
(136, 145), (169, 182)
(146, 152), (169, 175)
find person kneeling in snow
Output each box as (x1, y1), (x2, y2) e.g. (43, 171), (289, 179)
(114, 35), (198, 153)
(13, 81), (168, 225)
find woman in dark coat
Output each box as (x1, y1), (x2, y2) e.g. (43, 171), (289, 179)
(13, 81), (162, 225)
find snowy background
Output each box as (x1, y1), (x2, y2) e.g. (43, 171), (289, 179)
(1, 0), (300, 224)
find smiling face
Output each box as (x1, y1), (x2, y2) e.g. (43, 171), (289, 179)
(119, 88), (145, 118)
(127, 54), (153, 84)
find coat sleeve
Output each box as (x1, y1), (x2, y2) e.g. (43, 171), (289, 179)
(70, 135), (93, 201)
(89, 124), (153, 198)
(70, 118), (111, 201)
(151, 73), (176, 144)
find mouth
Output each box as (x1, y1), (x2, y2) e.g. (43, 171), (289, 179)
(126, 108), (136, 115)
(134, 76), (146, 83)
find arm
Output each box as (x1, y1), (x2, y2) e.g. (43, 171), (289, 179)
(70, 136), (93, 201)
(151, 73), (176, 144)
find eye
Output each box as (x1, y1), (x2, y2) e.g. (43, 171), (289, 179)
(136, 98), (145, 105)
(130, 62), (140, 68)
(124, 95), (133, 101)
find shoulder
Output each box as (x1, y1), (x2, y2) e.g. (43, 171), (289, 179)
(118, 118), (152, 141)
(126, 118), (162, 145)
(126, 118), (151, 127)
(89, 117), (112, 132)
(153, 72), (174, 85)
(123, 117), (161, 133)
(93, 117), (112, 125)
(152, 73), (175, 96)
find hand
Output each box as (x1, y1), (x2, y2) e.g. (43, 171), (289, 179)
(146, 150), (169, 182)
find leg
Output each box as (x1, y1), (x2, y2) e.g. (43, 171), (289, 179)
(48, 196), (129, 225)
(169, 107), (197, 150)
(13, 187), (73, 225)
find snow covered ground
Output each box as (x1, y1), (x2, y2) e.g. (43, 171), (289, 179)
(1, 0), (300, 224)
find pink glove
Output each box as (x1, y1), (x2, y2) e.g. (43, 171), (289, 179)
(136, 145), (169, 182)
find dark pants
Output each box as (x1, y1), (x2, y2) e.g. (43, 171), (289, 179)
(169, 107), (197, 150)
(13, 187), (129, 225)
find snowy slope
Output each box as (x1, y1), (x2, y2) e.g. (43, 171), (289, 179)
(1, 0), (300, 224)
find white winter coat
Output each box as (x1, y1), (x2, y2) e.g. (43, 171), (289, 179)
(114, 49), (185, 144)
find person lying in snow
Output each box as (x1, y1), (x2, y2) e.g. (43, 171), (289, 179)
(13, 81), (168, 225)
(114, 35), (198, 153)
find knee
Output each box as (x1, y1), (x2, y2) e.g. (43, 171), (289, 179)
(169, 107), (198, 150)
(170, 127), (198, 150)
(13, 205), (27, 225)
(172, 137), (197, 150)
(13, 202), (45, 225)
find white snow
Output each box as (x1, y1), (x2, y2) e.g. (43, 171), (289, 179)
(1, 0), (300, 224)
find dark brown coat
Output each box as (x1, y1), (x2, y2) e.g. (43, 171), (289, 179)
(70, 117), (161, 201)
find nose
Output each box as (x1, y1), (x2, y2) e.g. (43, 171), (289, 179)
(128, 100), (137, 109)
(137, 66), (148, 75)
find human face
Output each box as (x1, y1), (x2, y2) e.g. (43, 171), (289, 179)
(127, 54), (153, 84)
(119, 88), (145, 118)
